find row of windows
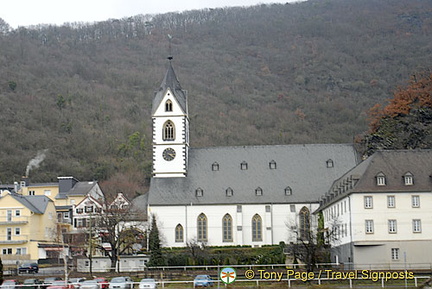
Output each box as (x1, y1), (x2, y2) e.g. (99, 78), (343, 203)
(1, 247), (27, 255)
(4, 227), (21, 241)
(325, 200), (349, 220)
(28, 190), (52, 196)
(4, 209), (21, 221)
(365, 219), (422, 234)
(195, 187), (293, 197)
(174, 208), (311, 243)
(364, 195), (420, 209)
(376, 172), (414, 186)
(75, 206), (102, 214)
(211, 159), (335, 171)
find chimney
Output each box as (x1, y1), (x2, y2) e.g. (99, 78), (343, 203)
(58, 176), (79, 193)
(21, 176), (30, 187)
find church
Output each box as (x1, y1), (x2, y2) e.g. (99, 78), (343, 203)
(135, 59), (361, 248)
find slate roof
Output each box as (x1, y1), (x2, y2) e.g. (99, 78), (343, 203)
(56, 181), (98, 199)
(152, 61), (187, 115)
(10, 194), (52, 214)
(319, 150), (432, 209)
(141, 144), (360, 207)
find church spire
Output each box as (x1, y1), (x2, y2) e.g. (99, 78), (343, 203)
(152, 59), (187, 115)
(151, 57), (189, 178)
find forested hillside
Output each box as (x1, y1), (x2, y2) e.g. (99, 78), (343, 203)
(0, 0), (431, 197)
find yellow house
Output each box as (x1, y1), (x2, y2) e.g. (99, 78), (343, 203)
(17, 177), (104, 233)
(0, 192), (57, 264)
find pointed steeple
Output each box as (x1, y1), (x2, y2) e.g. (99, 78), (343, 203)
(152, 59), (187, 115)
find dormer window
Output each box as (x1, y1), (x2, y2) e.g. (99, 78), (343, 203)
(241, 161), (248, 170)
(212, 162), (219, 171)
(165, 100), (173, 112)
(326, 159), (334, 168)
(269, 160), (277, 169)
(163, 120), (175, 141)
(196, 188), (203, 197)
(404, 172), (413, 186)
(285, 186), (292, 196)
(376, 172), (386, 186)
(226, 187), (233, 197)
(255, 187), (263, 196)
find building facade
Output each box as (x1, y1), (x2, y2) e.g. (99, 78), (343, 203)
(0, 193), (57, 263)
(136, 60), (361, 248)
(319, 150), (432, 269)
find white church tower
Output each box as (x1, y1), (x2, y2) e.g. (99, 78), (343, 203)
(152, 58), (189, 178)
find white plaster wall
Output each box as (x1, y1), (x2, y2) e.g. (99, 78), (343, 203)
(149, 203), (319, 247)
(350, 192), (432, 242)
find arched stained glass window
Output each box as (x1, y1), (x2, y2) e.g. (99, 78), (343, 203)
(175, 224), (184, 242)
(299, 207), (310, 241)
(252, 214), (262, 241)
(197, 213), (207, 242)
(222, 214), (233, 242)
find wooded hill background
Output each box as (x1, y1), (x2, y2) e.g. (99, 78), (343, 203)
(0, 0), (431, 198)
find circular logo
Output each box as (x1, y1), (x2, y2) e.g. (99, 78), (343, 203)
(220, 267), (237, 284)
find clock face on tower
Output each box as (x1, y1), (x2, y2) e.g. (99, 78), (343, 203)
(163, 147), (176, 161)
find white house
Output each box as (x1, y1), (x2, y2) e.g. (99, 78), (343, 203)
(133, 59), (361, 248)
(318, 150), (432, 269)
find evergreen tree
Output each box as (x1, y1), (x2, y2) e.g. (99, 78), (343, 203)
(148, 215), (165, 266)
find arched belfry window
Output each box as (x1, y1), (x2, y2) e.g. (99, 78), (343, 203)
(285, 186), (292, 196)
(299, 207), (310, 241)
(326, 159), (334, 168)
(197, 213), (208, 242)
(163, 120), (175, 141)
(165, 100), (173, 112)
(175, 224), (184, 242)
(252, 214), (262, 241)
(222, 214), (233, 242)
(212, 162), (219, 171)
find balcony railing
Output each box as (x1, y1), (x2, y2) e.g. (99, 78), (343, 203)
(0, 234), (29, 244)
(0, 216), (29, 225)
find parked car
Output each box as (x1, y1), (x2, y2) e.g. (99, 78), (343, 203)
(18, 263), (39, 274)
(42, 278), (62, 289)
(108, 277), (133, 289)
(92, 278), (108, 289)
(21, 279), (43, 289)
(1, 280), (20, 289)
(79, 281), (99, 289)
(46, 281), (75, 289)
(193, 275), (214, 287)
(138, 279), (157, 289)
(68, 279), (85, 289)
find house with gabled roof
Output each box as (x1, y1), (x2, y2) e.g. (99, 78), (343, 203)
(318, 150), (432, 269)
(109, 192), (131, 210)
(72, 194), (105, 230)
(133, 59), (361, 248)
(0, 192), (57, 264)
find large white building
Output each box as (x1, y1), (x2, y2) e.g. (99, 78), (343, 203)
(319, 150), (432, 269)
(134, 60), (361, 248)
